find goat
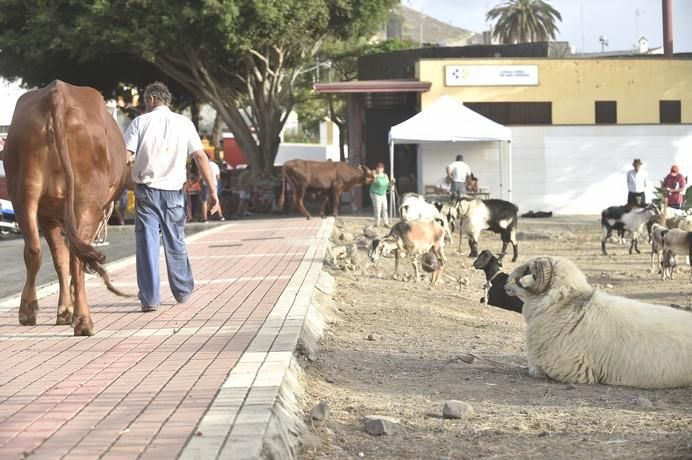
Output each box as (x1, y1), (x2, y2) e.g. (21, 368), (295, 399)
(661, 248), (677, 280)
(399, 193), (453, 243)
(661, 228), (692, 280)
(453, 198), (519, 262)
(600, 204), (658, 255)
(368, 219), (446, 285)
(649, 222), (668, 274)
(472, 250), (523, 313)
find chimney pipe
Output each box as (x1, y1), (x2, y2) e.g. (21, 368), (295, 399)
(662, 0), (673, 57)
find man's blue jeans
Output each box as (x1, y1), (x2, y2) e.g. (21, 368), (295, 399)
(134, 184), (194, 308)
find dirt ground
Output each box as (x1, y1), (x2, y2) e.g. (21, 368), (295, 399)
(299, 215), (692, 460)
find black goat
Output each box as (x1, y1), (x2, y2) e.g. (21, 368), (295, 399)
(472, 250), (523, 313)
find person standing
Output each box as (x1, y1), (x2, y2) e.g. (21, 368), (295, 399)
(446, 154), (471, 195)
(663, 165), (686, 210)
(369, 162), (390, 227)
(124, 82), (220, 312)
(626, 158), (648, 207)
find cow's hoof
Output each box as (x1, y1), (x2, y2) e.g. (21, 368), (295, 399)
(56, 305), (73, 325)
(18, 299), (39, 326)
(72, 316), (94, 336)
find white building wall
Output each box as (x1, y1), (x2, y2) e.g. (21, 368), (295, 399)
(274, 143), (341, 165)
(417, 125), (692, 214)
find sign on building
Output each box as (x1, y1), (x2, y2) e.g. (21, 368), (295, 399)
(445, 65), (538, 86)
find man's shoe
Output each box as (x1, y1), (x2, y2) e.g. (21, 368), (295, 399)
(175, 295), (191, 304)
(141, 305), (158, 313)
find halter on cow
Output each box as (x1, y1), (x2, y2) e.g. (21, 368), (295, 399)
(3, 80), (130, 336)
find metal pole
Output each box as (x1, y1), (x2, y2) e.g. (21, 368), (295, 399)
(508, 140), (513, 202)
(498, 141), (503, 200)
(389, 140), (396, 219)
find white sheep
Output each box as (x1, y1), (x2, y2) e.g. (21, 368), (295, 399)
(399, 193), (453, 243)
(505, 256), (692, 389)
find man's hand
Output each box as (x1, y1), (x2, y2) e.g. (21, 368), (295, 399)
(208, 193), (222, 216)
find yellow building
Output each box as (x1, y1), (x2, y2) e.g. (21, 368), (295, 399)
(417, 58), (692, 125)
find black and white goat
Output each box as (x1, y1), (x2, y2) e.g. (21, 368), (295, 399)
(601, 204), (659, 256)
(452, 198), (519, 262)
(472, 250), (523, 313)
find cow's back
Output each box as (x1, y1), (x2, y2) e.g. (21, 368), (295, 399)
(4, 80), (128, 213)
(283, 159), (338, 189)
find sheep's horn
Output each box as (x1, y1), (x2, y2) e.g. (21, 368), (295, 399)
(528, 257), (554, 294)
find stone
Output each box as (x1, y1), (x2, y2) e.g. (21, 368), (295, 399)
(325, 376), (337, 384)
(538, 431), (550, 437)
(311, 401), (330, 421)
(605, 283), (614, 289)
(634, 396), (654, 409)
(363, 415), (400, 436)
(442, 400), (474, 419)
(367, 333), (376, 341)
(565, 383), (577, 390)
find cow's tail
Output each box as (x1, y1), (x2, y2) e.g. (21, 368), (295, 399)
(278, 165), (287, 209)
(48, 87), (126, 297)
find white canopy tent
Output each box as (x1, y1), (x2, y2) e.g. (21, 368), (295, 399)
(387, 95), (513, 218)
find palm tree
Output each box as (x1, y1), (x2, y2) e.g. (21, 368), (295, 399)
(486, 0), (562, 44)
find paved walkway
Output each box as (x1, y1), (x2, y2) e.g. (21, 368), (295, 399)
(0, 217), (331, 459)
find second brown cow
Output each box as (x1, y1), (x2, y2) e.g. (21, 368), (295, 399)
(278, 160), (375, 219)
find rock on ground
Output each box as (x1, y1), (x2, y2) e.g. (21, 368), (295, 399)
(310, 401), (330, 421)
(442, 400), (474, 419)
(363, 415), (400, 435)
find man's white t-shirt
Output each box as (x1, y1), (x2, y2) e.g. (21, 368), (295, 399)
(448, 160), (471, 182)
(124, 106), (203, 191)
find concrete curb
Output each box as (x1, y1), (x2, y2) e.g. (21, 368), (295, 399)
(179, 217), (334, 460)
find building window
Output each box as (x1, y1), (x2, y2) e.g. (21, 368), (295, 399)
(660, 100), (681, 124)
(464, 102), (552, 125)
(595, 101), (617, 124)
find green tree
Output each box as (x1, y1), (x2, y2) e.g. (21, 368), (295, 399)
(486, 0), (562, 44)
(0, 0), (397, 172)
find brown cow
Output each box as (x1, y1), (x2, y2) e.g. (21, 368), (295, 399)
(3, 80), (129, 336)
(278, 160), (375, 219)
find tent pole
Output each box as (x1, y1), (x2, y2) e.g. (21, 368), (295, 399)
(389, 140), (396, 220)
(508, 140), (513, 202)
(498, 141), (503, 200)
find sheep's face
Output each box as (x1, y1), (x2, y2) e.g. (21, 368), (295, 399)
(505, 256), (593, 304)
(505, 257), (554, 300)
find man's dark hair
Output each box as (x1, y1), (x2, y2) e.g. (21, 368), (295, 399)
(456, 155), (464, 161)
(143, 81), (172, 105)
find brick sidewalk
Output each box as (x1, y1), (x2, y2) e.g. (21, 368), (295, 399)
(0, 217), (331, 459)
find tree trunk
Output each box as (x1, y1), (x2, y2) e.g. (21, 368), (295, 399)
(190, 99), (200, 131)
(211, 111), (224, 151)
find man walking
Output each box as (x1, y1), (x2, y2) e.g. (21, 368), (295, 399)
(626, 158), (648, 207)
(124, 82), (220, 312)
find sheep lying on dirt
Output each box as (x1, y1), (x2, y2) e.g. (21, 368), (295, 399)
(505, 256), (692, 389)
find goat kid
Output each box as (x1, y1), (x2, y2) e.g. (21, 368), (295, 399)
(472, 250), (523, 313)
(368, 219), (446, 285)
(661, 228), (692, 280)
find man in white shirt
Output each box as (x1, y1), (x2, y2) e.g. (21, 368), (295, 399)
(446, 154), (472, 195)
(626, 158), (648, 207)
(124, 82), (220, 312)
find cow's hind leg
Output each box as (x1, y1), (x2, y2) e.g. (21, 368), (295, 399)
(16, 200), (41, 326)
(70, 208), (103, 336)
(40, 218), (73, 325)
(293, 186), (311, 220)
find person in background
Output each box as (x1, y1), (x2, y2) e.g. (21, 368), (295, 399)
(369, 162), (390, 227)
(446, 154), (471, 195)
(663, 164), (686, 209)
(626, 158), (648, 207)
(123, 81), (220, 312)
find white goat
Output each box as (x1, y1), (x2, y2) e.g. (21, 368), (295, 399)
(399, 193), (453, 243)
(661, 228), (692, 280)
(368, 219), (446, 285)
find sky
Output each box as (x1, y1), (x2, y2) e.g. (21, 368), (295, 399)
(403, 0), (692, 53)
